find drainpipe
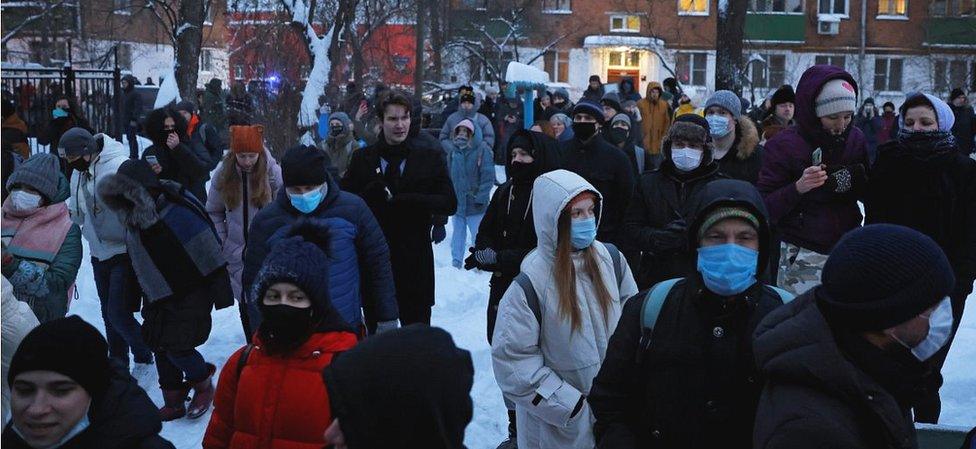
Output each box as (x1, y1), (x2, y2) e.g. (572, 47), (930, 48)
(859, 0), (867, 93)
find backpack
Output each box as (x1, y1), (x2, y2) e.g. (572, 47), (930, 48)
(513, 243), (624, 325)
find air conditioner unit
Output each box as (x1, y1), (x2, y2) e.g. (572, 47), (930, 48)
(817, 18), (840, 35)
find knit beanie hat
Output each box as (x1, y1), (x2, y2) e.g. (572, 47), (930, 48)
(252, 223), (332, 320)
(899, 93), (956, 133)
(281, 145), (328, 187)
(696, 206), (759, 241)
(572, 99), (606, 124)
(818, 224), (955, 331)
(770, 85), (796, 109)
(173, 100), (198, 114)
(57, 127), (98, 157)
(454, 119), (475, 137)
(814, 79), (857, 117)
(674, 113), (711, 138)
(230, 125), (265, 154)
(509, 133), (534, 156)
(949, 88), (966, 102)
(610, 112), (631, 128)
(601, 92), (622, 113)
(9, 316), (112, 399)
(6, 153), (63, 202)
(117, 159), (161, 189)
(704, 90), (742, 117)
(589, 75), (602, 83)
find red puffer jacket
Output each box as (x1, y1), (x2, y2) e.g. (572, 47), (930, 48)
(203, 331), (359, 449)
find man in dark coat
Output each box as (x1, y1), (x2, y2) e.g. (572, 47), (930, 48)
(174, 101), (223, 171)
(753, 224), (955, 449)
(624, 114), (723, 289)
(590, 179), (789, 449)
(583, 75), (606, 103)
(121, 75), (143, 159)
(561, 99), (636, 252)
(243, 145), (399, 337)
(948, 88), (975, 156)
(341, 91), (457, 326)
(200, 79), (227, 140)
(3, 316), (176, 449)
(494, 94), (523, 165)
(702, 91), (763, 184)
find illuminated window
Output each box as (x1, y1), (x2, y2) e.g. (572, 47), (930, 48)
(608, 51), (640, 68)
(679, 0), (708, 14)
(878, 0), (907, 15)
(610, 15), (640, 32)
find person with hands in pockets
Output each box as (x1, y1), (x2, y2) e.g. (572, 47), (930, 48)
(491, 169), (638, 449)
(447, 118), (495, 269)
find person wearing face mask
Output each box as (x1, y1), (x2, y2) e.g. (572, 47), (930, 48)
(623, 115), (723, 290)
(245, 144), (397, 337)
(561, 100), (636, 254)
(854, 98), (884, 165)
(98, 159), (233, 421)
(608, 113), (656, 177)
(865, 92), (976, 423)
(203, 232), (358, 449)
(637, 81), (673, 156)
(317, 112), (356, 177)
(2, 316), (175, 449)
(590, 179), (791, 449)
(760, 85), (795, 143)
(38, 97), (92, 175)
(757, 65), (868, 297)
(878, 101), (900, 146)
(703, 91), (763, 184)
(58, 127), (154, 372)
(174, 101), (224, 172)
(491, 169), (638, 449)
(551, 87), (574, 114)
(206, 125), (282, 339)
(753, 224), (956, 449)
(446, 119), (495, 269)
(141, 107), (212, 202)
(1, 154), (82, 323)
(440, 86), (496, 154)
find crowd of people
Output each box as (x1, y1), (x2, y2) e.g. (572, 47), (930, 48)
(1, 62), (975, 449)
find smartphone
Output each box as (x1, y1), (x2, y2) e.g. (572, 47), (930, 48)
(812, 148), (822, 167)
(146, 155), (159, 165)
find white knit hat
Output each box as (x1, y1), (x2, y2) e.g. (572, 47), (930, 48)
(815, 79), (857, 117)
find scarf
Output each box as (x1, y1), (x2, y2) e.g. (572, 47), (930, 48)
(892, 130), (957, 163)
(1, 199), (72, 264)
(187, 114), (200, 137)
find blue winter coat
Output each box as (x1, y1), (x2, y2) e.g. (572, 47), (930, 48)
(447, 125), (495, 217)
(440, 94), (496, 151)
(242, 173), (398, 329)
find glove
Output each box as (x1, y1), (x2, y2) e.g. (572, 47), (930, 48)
(475, 247), (497, 266)
(431, 224), (446, 244)
(824, 164), (865, 194)
(654, 219), (687, 252)
(375, 319), (399, 334)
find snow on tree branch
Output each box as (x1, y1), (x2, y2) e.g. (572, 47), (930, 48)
(280, 0), (338, 143)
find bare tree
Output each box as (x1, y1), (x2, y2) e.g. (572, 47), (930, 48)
(139, 0), (207, 99)
(279, 0), (340, 143)
(715, 0), (747, 94)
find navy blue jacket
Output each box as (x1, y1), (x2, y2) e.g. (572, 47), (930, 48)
(242, 173), (398, 328)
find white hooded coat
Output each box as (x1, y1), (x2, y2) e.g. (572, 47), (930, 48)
(2, 276), (40, 420)
(491, 169), (638, 449)
(67, 134), (130, 261)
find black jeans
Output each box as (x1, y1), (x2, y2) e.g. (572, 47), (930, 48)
(92, 254), (152, 365)
(398, 301), (432, 326)
(126, 124), (140, 159)
(155, 348), (208, 389)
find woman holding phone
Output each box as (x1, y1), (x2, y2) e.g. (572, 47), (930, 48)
(141, 107), (212, 202)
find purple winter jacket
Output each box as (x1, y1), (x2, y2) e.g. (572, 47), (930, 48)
(757, 65), (868, 254)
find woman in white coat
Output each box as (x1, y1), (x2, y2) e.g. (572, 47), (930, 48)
(491, 169), (638, 449)
(2, 276), (39, 419)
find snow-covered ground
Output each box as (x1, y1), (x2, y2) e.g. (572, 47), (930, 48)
(67, 225), (975, 448)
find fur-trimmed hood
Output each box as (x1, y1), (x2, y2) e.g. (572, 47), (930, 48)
(97, 172), (159, 230)
(734, 115), (760, 160)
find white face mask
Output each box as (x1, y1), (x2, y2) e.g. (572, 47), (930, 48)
(671, 147), (703, 172)
(890, 297), (954, 362)
(10, 190), (42, 211)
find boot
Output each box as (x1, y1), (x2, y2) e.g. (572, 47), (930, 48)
(495, 410), (518, 449)
(159, 386), (190, 421)
(186, 363), (217, 419)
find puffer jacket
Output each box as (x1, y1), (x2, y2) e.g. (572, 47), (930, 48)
(637, 82), (672, 155)
(1, 276), (39, 419)
(440, 94), (496, 151)
(68, 134), (129, 261)
(206, 150), (282, 300)
(447, 123), (495, 217)
(491, 169), (638, 449)
(203, 331), (359, 449)
(714, 116), (763, 184)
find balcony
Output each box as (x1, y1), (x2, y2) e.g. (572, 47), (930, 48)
(924, 17), (976, 46)
(744, 13), (805, 43)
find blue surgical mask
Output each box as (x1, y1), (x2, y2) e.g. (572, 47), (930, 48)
(570, 217), (597, 250)
(52, 107), (69, 119)
(706, 114), (731, 138)
(891, 297), (953, 362)
(697, 243), (758, 296)
(288, 186), (325, 214)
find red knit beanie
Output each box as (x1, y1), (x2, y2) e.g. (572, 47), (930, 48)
(230, 125), (264, 154)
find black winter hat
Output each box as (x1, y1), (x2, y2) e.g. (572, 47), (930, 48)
(674, 112), (710, 134)
(589, 75), (601, 83)
(509, 133), (534, 156)
(118, 159), (161, 189)
(9, 316), (112, 399)
(883, 101), (896, 110)
(770, 85), (796, 109)
(173, 100), (198, 114)
(818, 224), (955, 331)
(949, 88), (966, 102)
(281, 145), (328, 187)
(58, 127), (98, 157)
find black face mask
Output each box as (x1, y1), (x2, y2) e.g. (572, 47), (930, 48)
(607, 128), (629, 145)
(330, 125), (344, 137)
(258, 304), (317, 355)
(508, 161), (535, 182)
(68, 157), (92, 172)
(572, 122), (598, 142)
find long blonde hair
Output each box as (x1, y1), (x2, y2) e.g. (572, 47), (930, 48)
(215, 150), (273, 210)
(552, 208), (614, 332)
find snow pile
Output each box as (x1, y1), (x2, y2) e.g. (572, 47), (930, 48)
(505, 61), (549, 86)
(154, 65), (181, 109)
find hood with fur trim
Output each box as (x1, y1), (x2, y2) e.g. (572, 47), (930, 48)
(733, 116), (760, 160)
(97, 172), (160, 230)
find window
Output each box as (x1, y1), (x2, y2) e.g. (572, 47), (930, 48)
(933, 59), (970, 92)
(874, 58), (903, 91)
(610, 15), (640, 32)
(750, 0), (804, 12)
(678, 0), (708, 15)
(117, 44), (132, 70)
(751, 54), (786, 89)
(878, 0), (907, 15)
(541, 0), (571, 13)
(113, 0), (131, 14)
(201, 49), (214, 72)
(608, 51), (640, 68)
(234, 65), (243, 80)
(544, 51), (570, 83)
(819, 0), (848, 15)
(675, 52), (707, 86)
(929, 0), (975, 15)
(815, 55), (846, 69)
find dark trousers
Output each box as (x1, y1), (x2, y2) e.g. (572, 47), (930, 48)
(92, 254), (152, 365)
(126, 125), (140, 159)
(913, 288), (970, 423)
(155, 348), (207, 389)
(487, 275), (514, 344)
(398, 301), (432, 326)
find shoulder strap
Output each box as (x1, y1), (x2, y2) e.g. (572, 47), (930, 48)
(641, 278), (682, 331)
(514, 273), (541, 325)
(236, 344), (254, 379)
(603, 242), (623, 289)
(768, 285), (795, 304)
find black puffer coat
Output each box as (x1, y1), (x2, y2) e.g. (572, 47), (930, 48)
(561, 133), (636, 245)
(590, 179), (787, 449)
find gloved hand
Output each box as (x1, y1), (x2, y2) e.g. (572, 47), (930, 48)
(656, 219), (688, 251)
(431, 224), (446, 244)
(824, 164), (866, 194)
(375, 319), (399, 334)
(464, 247), (497, 270)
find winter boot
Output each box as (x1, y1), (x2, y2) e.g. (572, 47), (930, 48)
(186, 363), (217, 419)
(495, 410), (518, 449)
(159, 386), (190, 421)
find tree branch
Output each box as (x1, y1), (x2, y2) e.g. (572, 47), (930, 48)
(2, 0), (69, 45)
